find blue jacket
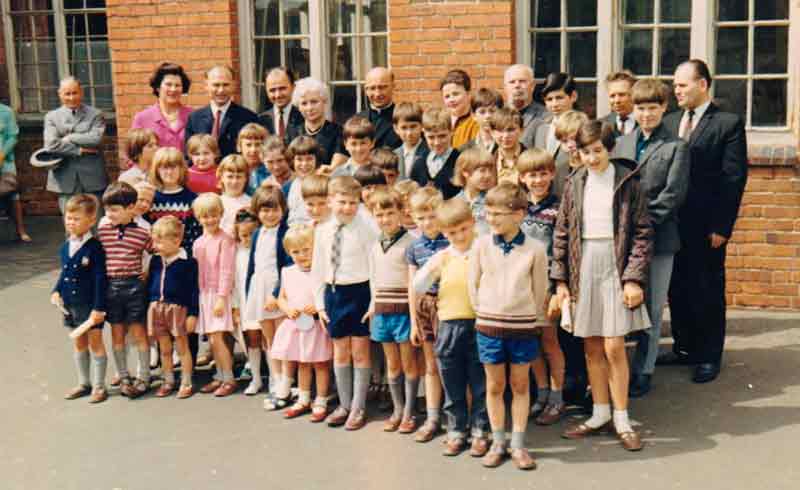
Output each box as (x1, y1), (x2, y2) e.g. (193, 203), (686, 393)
(245, 217), (293, 298)
(53, 238), (107, 311)
(146, 254), (200, 317)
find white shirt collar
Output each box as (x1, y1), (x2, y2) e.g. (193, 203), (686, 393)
(275, 104), (293, 125)
(686, 99), (711, 124)
(211, 99), (232, 119)
(161, 248), (188, 266)
(69, 231), (92, 244)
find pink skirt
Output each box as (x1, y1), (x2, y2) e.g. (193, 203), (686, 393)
(197, 291), (234, 334)
(271, 317), (333, 363)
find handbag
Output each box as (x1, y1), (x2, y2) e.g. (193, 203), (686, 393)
(0, 172), (18, 196)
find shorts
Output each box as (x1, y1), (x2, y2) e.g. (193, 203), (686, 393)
(323, 282), (370, 339)
(105, 277), (147, 325)
(476, 332), (539, 365)
(414, 293), (438, 342)
(62, 303), (104, 330)
(147, 301), (188, 338)
(370, 313), (411, 343)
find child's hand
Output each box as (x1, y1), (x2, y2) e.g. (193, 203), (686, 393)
(360, 307), (373, 324)
(318, 309), (330, 326)
(317, 165), (333, 177)
(555, 282), (571, 306)
(50, 292), (62, 306)
(89, 310), (106, 325)
(264, 295), (278, 311)
(213, 296), (226, 317)
(410, 324), (422, 347)
(546, 294), (561, 320)
(186, 316), (197, 333)
(232, 308), (240, 328)
(286, 308), (300, 320)
(302, 304), (317, 316)
(428, 252), (446, 274)
(623, 282), (644, 309)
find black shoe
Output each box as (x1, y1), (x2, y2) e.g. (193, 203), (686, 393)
(656, 350), (692, 366)
(629, 374), (652, 398)
(692, 363), (720, 383)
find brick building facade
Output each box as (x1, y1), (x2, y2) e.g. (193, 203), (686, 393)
(1, 0), (798, 310)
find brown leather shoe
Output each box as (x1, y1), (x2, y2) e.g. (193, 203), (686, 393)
(214, 381), (237, 397)
(442, 437), (466, 456)
(64, 384), (91, 400)
(470, 436), (490, 457)
(155, 383), (175, 398)
(177, 385), (194, 399)
(510, 448), (537, 470)
(481, 443), (507, 468)
(383, 414), (402, 432)
(414, 419), (440, 443)
(344, 409), (367, 430)
(562, 421), (613, 439)
(128, 378), (149, 399)
(535, 403), (566, 426)
(398, 416), (417, 434)
(88, 387), (108, 404)
(326, 406), (350, 427)
(119, 377), (136, 397)
(618, 430), (644, 451)
(200, 380), (222, 394)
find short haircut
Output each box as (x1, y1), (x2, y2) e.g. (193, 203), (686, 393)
(250, 184), (287, 214)
(301, 174), (329, 200)
(149, 147), (187, 188)
(233, 208), (258, 243)
(632, 78), (670, 105)
(422, 107), (451, 132)
(517, 147), (556, 174)
(575, 120), (616, 152)
(486, 182), (528, 211)
(134, 181), (156, 200)
(436, 196), (472, 228)
(353, 164), (388, 188)
(489, 107), (523, 131)
(679, 59), (713, 87)
(471, 88), (503, 112)
(369, 188), (403, 211)
(292, 77), (329, 105)
(452, 147), (495, 187)
(409, 186), (444, 214)
(287, 135), (322, 167)
(186, 133), (220, 157)
(392, 101), (423, 125)
(605, 70), (637, 87)
(370, 147), (399, 173)
(439, 68), (471, 92)
(238, 123), (269, 145)
(266, 66), (296, 85)
(216, 154), (249, 192)
(554, 110), (589, 141)
(393, 179), (420, 202)
(343, 115), (376, 140)
(102, 181), (138, 207)
(149, 62), (191, 97)
(541, 72), (576, 97)
(206, 65), (236, 80)
(151, 215), (184, 240)
(64, 193), (99, 216)
(192, 192), (224, 218)
(283, 223), (314, 251)
(126, 128), (158, 163)
(263, 135), (290, 160)
(328, 175), (362, 199)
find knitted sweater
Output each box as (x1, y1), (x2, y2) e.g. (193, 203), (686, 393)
(368, 229), (415, 314)
(468, 232), (549, 339)
(413, 246), (475, 321)
(147, 187), (202, 256)
(146, 251), (200, 316)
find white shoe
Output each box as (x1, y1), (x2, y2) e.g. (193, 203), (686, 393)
(244, 380), (262, 396)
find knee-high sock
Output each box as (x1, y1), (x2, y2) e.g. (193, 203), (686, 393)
(351, 367), (372, 411)
(113, 349), (128, 379)
(388, 375), (404, 418)
(137, 349), (151, 382)
(403, 376), (420, 419)
(333, 365), (353, 410)
(91, 354), (107, 389)
(74, 351), (90, 387)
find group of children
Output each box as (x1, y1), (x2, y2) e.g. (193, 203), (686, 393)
(55, 74), (665, 471)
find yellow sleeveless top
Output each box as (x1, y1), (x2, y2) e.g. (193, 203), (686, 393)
(437, 251), (475, 321)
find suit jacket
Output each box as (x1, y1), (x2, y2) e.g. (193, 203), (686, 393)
(44, 104), (108, 194)
(259, 105), (304, 144)
(600, 111), (638, 138)
(358, 104), (402, 150)
(662, 103), (747, 240)
(185, 102), (260, 160)
(393, 142), (429, 181)
(409, 149), (461, 200)
(552, 145), (573, 200)
(532, 119), (559, 154)
(519, 101), (548, 149)
(53, 237), (107, 311)
(614, 124), (690, 254)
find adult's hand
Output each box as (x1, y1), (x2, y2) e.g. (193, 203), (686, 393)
(709, 233), (727, 249)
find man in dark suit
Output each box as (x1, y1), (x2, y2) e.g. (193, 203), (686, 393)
(503, 64), (548, 149)
(600, 71), (638, 138)
(358, 67), (402, 150)
(184, 66), (260, 160)
(259, 67), (304, 144)
(659, 59), (748, 384)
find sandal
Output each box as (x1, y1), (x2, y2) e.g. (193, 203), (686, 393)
(129, 378), (150, 398)
(310, 399), (329, 423)
(284, 402), (311, 419)
(155, 382), (174, 398)
(414, 419), (441, 443)
(177, 385), (194, 399)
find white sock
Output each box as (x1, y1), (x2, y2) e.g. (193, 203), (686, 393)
(585, 403), (612, 429)
(298, 390), (311, 405)
(247, 348), (262, 386)
(613, 409), (633, 433)
(268, 373), (279, 395)
(277, 376), (293, 399)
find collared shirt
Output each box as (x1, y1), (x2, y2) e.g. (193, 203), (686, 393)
(635, 130), (653, 161)
(68, 232), (93, 258)
(161, 248), (188, 267)
(456, 189), (489, 236)
(131, 103), (193, 153)
(496, 144), (522, 185)
(97, 219), (152, 278)
(426, 148), (453, 178)
(617, 113), (636, 135)
(680, 99), (711, 135)
(274, 104), (293, 132)
(492, 231), (525, 255)
(331, 158), (367, 178)
(401, 141), (422, 177)
(380, 228), (408, 253)
(210, 99), (232, 124)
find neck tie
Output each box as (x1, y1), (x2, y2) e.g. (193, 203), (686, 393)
(278, 106), (286, 139)
(330, 223), (344, 288)
(618, 115), (628, 134)
(680, 110), (695, 140)
(212, 109), (221, 138)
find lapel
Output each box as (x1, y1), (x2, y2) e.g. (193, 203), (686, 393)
(637, 124), (670, 166)
(616, 131), (637, 160)
(688, 102), (716, 146)
(219, 103), (236, 136)
(663, 110), (682, 137)
(288, 106), (304, 126)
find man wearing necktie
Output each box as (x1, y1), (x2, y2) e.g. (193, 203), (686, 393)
(600, 71), (638, 138)
(259, 67), (305, 144)
(184, 66), (260, 161)
(659, 59), (748, 384)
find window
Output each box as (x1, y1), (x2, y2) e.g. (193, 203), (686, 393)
(714, 0), (789, 128)
(1, 0), (112, 114)
(239, 0), (388, 122)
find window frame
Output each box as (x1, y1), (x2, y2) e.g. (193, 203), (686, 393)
(1, 0), (114, 117)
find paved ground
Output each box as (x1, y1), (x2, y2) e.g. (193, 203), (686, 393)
(2, 218), (799, 490)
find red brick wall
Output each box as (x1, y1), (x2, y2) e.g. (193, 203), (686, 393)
(388, 0), (514, 106)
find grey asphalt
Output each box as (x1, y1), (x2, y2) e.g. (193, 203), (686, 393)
(2, 218), (799, 490)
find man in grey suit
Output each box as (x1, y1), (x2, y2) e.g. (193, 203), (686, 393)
(44, 77), (108, 214)
(614, 78), (690, 397)
(503, 64), (547, 149)
(600, 71), (638, 138)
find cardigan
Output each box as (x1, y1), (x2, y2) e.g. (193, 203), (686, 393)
(409, 148), (461, 200)
(245, 217), (292, 298)
(193, 231), (236, 297)
(146, 252), (200, 317)
(54, 237), (107, 311)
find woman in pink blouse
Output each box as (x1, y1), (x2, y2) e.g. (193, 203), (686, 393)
(118, 62), (193, 169)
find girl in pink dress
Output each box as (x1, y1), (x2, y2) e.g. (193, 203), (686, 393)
(272, 224), (333, 422)
(192, 193), (238, 397)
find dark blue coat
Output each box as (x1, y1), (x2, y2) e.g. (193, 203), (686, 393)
(53, 238), (107, 311)
(146, 254), (200, 317)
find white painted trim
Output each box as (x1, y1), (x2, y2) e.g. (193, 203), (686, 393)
(0, 0), (21, 111)
(237, 0), (256, 109)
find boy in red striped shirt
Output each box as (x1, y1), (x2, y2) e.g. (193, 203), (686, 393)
(97, 182), (153, 398)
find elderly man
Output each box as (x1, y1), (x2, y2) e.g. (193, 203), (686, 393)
(44, 77), (108, 214)
(660, 59), (748, 384)
(600, 71), (638, 137)
(357, 67), (401, 149)
(260, 67), (304, 143)
(184, 65), (259, 160)
(503, 64), (547, 149)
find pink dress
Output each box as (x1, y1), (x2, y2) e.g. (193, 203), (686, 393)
(271, 265), (333, 363)
(192, 231), (236, 334)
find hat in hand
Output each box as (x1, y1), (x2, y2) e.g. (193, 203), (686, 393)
(29, 148), (63, 169)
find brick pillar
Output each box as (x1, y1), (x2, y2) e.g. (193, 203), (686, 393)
(388, 0), (514, 105)
(106, 0), (241, 138)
